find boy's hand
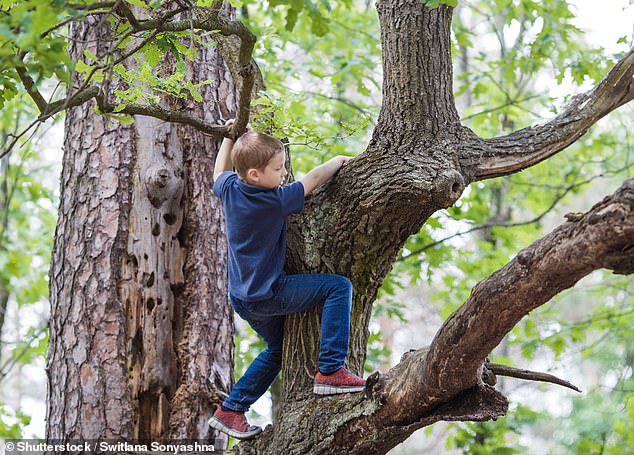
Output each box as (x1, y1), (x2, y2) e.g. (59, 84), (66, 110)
(338, 156), (353, 167)
(224, 118), (252, 132)
(214, 119), (237, 181)
(300, 155), (353, 196)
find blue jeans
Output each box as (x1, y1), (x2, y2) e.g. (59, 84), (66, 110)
(222, 273), (353, 412)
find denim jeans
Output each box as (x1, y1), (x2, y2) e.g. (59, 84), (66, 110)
(222, 273), (353, 412)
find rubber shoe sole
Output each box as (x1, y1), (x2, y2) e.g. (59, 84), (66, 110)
(313, 383), (366, 395)
(208, 416), (262, 440)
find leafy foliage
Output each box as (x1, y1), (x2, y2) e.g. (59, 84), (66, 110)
(1, 0), (632, 450)
(0, 90), (57, 438)
(0, 403), (30, 438)
(446, 404), (546, 454)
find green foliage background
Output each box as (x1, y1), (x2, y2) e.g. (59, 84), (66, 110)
(0, 0), (632, 452)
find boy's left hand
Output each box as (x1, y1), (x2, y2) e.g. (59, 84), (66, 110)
(339, 156), (353, 166)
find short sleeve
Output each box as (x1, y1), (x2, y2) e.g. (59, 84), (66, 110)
(213, 171), (237, 199)
(277, 181), (305, 216)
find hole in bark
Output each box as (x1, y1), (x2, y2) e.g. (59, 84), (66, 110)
(163, 213), (177, 225)
(144, 272), (155, 287)
(147, 298), (155, 313)
(170, 282), (185, 294)
(131, 329), (142, 365)
(452, 181), (461, 194)
(176, 226), (187, 248)
(152, 223), (160, 236)
(128, 255), (138, 269)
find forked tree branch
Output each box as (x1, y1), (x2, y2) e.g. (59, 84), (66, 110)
(330, 179), (634, 452)
(464, 47), (634, 180)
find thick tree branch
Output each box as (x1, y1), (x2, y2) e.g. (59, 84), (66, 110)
(423, 178), (633, 397)
(95, 93), (229, 136)
(465, 47), (634, 180)
(329, 179), (634, 452)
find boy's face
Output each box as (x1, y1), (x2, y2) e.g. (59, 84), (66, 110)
(247, 151), (287, 188)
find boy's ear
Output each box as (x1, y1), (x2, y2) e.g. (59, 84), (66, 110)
(246, 168), (260, 182)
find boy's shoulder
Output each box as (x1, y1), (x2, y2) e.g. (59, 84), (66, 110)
(212, 171), (238, 198)
(213, 172), (303, 215)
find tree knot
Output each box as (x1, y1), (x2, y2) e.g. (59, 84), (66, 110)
(614, 178), (634, 206)
(144, 164), (184, 209)
(516, 248), (533, 266)
(431, 169), (465, 208)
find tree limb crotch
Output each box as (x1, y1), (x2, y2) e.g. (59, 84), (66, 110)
(324, 178), (634, 452)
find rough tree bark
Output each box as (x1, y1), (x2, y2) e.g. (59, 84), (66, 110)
(44, 1), (634, 454)
(46, 8), (236, 445)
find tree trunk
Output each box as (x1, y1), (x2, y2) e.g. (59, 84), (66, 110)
(283, 0), (466, 405)
(46, 10), (235, 444)
(43, 1), (634, 454)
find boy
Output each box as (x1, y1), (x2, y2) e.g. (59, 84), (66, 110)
(208, 122), (365, 440)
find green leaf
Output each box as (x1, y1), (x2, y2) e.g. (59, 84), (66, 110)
(125, 0), (150, 8)
(285, 8), (299, 32)
(83, 49), (98, 62)
(74, 60), (93, 73)
(114, 114), (135, 125)
(176, 60), (188, 74)
(421, 0), (440, 8)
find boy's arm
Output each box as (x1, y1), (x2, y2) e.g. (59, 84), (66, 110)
(213, 119), (235, 182)
(300, 155), (352, 196)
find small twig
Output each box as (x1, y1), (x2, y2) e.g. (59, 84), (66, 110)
(66, 2), (117, 10)
(485, 362), (582, 393)
(398, 165), (632, 262)
(461, 94), (544, 121)
(14, 65), (48, 113)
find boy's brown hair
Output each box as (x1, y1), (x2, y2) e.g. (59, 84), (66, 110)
(231, 131), (285, 180)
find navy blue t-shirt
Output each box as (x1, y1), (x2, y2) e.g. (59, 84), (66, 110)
(212, 171), (305, 302)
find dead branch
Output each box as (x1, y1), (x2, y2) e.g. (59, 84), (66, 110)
(484, 361), (582, 393)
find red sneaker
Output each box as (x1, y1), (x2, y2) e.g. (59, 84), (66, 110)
(313, 365), (366, 395)
(208, 408), (262, 440)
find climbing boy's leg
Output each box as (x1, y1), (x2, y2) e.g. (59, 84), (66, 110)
(310, 275), (365, 394)
(209, 299), (285, 440)
(272, 274), (366, 395)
